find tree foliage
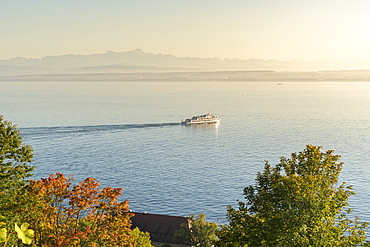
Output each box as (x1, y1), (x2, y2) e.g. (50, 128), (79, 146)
(0, 222), (34, 246)
(14, 223), (34, 245)
(0, 115), (34, 190)
(174, 213), (218, 247)
(130, 227), (153, 247)
(0, 115), (35, 245)
(218, 145), (369, 246)
(14, 173), (135, 247)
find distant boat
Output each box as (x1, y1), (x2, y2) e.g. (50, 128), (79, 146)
(181, 113), (220, 125)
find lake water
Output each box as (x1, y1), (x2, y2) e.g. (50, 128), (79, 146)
(1, 80), (370, 224)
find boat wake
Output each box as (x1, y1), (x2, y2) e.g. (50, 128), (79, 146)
(21, 123), (181, 136)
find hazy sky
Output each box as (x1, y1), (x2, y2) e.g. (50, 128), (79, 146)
(2, 0), (370, 61)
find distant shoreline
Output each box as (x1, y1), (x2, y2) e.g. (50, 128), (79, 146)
(2, 70), (370, 82)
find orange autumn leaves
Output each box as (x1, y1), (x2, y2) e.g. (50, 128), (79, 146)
(23, 173), (135, 247)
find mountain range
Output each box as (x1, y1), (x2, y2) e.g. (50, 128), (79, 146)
(2, 49), (370, 81)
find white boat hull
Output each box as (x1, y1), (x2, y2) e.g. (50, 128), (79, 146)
(181, 119), (220, 125)
(181, 113), (220, 125)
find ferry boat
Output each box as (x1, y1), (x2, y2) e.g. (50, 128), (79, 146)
(181, 113), (220, 125)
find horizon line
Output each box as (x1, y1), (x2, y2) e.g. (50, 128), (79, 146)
(2, 49), (370, 63)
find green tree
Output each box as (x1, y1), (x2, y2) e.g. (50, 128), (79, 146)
(0, 115), (34, 191)
(0, 115), (34, 236)
(130, 227), (153, 247)
(218, 145), (369, 246)
(175, 213), (218, 247)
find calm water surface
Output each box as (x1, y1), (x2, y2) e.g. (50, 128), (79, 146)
(1, 81), (370, 224)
